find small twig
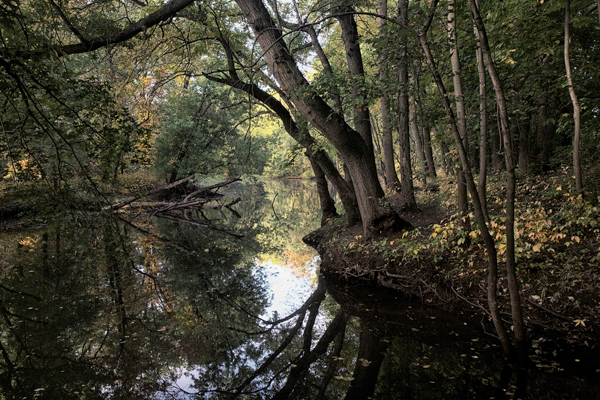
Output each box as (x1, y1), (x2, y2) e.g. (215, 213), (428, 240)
(526, 298), (571, 321)
(183, 176), (241, 202)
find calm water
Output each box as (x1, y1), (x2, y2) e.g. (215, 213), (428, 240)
(0, 179), (598, 399)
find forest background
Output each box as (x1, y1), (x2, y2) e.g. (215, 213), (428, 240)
(1, 0), (600, 357)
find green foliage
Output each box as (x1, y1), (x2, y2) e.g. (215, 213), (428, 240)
(152, 80), (272, 180)
(0, 61), (148, 187)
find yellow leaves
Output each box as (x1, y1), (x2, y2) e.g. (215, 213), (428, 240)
(469, 231), (478, 239)
(19, 236), (36, 252)
(532, 243), (542, 252)
(571, 236), (580, 243)
(574, 319), (586, 327)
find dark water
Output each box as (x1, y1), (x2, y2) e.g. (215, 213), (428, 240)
(0, 179), (598, 399)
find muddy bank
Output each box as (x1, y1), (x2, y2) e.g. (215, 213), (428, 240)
(303, 210), (600, 369)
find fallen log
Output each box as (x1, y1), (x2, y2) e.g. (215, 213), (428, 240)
(109, 176), (241, 212)
(110, 175), (195, 211)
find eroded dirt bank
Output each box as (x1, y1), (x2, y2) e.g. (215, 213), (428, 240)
(304, 205), (600, 372)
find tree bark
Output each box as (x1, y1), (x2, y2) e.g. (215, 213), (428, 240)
(397, 0), (417, 210)
(336, 6), (376, 161)
(448, 0), (470, 231)
(474, 3), (489, 222)
(564, 0), (583, 192)
(378, 0), (401, 190)
(409, 101), (427, 185)
(308, 154), (339, 226)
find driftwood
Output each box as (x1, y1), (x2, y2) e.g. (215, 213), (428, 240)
(110, 175), (195, 211)
(109, 176), (241, 215)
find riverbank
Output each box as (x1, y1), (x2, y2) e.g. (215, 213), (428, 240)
(305, 170), (600, 368)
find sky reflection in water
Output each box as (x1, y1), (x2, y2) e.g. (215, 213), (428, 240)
(0, 179), (598, 399)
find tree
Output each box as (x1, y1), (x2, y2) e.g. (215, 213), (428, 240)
(378, 0), (401, 190)
(232, 0), (411, 236)
(397, 0), (417, 210)
(564, 0), (583, 191)
(469, 0), (525, 356)
(418, 0), (511, 354)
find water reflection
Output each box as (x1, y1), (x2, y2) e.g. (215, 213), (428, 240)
(0, 180), (598, 399)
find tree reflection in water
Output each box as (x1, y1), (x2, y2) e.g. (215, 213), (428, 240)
(1, 180), (598, 399)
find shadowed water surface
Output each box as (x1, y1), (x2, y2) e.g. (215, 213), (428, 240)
(0, 180), (598, 399)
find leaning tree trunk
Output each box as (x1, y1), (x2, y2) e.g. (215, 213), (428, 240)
(564, 0), (583, 192)
(234, 0), (410, 236)
(419, 0), (511, 355)
(205, 68), (362, 226)
(469, 0), (526, 357)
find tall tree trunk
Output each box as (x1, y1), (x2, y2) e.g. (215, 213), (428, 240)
(414, 62), (437, 179)
(469, 0), (526, 357)
(448, 0), (470, 231)
(433, 126), (454, 176)
(475, 5), (489, 222)
(419, 0), (511, 354)
(234, 0), (410, 236)
(398, 0), (417, 210)
(371, 115), (388, 182)
(423, 125), (437, 178)
(379, 0), (401, 190)
(564, 0), (583, 192)
(410, 100), (427, 185)
(336, 6), (375, 159)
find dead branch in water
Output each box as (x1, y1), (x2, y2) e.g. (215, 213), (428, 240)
(108, 176), (241, 215)
(110, 175), (195, 211)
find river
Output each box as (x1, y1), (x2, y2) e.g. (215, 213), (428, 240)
(0, 179), (597, 399)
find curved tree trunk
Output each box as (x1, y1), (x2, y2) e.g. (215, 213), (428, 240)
(564, 0), (583, 192)
(419, 0), (511, 354)
(469, 0), (526, 357)
(234, 0), (410, 236)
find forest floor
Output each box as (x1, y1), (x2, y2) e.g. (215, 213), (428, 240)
(306, 168), (600, 370)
